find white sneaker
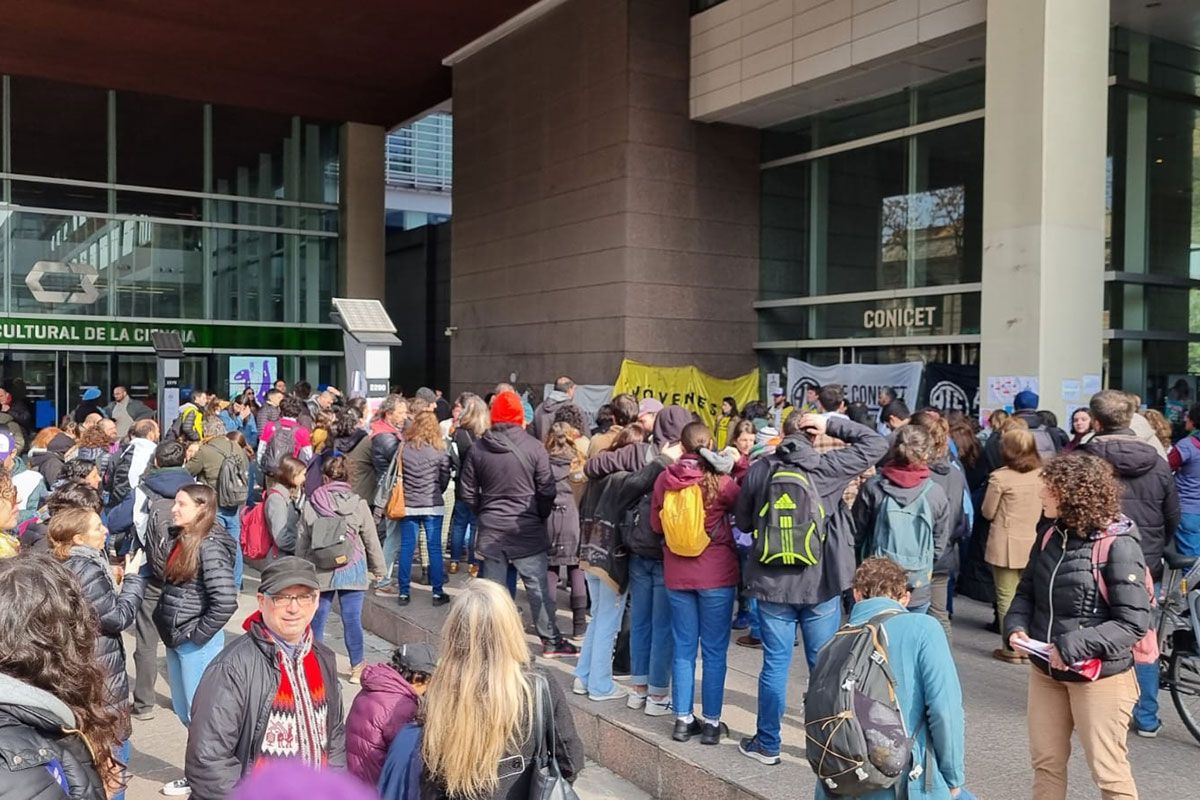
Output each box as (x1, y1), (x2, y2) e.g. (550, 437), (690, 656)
(644, 696), (672, 717)
(588, 685), (628, 702)
(161, 779), (191, 796)
(571, 678), (588, 696)
(626, 691), (647, 710)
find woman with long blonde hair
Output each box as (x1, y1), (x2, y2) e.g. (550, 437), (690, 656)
(421, 579), (583, 800)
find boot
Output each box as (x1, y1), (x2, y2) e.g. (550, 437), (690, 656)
(572, 607), (588, 640)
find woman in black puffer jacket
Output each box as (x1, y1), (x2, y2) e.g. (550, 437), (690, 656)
(49, 506), (145, 777)
(152, 484), (237, 731)
(1005, 453), (1149, 800)
(0, 554), (127, 799)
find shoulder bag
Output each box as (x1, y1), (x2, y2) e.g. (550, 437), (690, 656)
(528, 673), (579, 800)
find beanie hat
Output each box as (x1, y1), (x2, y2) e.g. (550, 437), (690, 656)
(652, 406), (692, 445)
(490, 391), (525, 426)
(1013, 390), (1039, 411)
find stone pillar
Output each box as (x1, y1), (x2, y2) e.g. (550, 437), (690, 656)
(979, 0), (1109, 419)
(339, 122), (386, 300)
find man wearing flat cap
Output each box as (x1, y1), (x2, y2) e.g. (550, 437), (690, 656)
(185, 556), (346, 798)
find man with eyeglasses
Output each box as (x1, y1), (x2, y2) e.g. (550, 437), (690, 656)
(184, 557), (346, 798)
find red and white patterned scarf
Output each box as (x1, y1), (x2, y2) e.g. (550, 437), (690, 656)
(252, 616), (329, 769)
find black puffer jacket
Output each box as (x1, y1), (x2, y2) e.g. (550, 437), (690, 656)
(1084, 431), (1180, 577)
(1004, 517), (1150, 681)
(61, 547), (145, 736)
(584, 442), (663, 559)
(153, 526), (238, 648)
(185, 612), (346, 800)
(401, 442), (451, 511)
(459, 424), (555, 561)
(0, 674), (107, 800)
(735, 419), (889, 606)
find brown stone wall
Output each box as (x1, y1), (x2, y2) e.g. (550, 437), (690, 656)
(449, 0), (758, 398)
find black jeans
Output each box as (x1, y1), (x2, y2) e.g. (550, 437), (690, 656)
(481, 550), (561, 642)
(132, 580), (163, 714)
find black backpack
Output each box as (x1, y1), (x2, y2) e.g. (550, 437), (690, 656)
(260, 424), (297, 476)
(753, 465), (826, 568)
(805, 610), (924, 796)
(216, 451), (250, 508)
(308, 513), (354, 570)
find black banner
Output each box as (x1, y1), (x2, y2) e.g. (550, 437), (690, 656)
(921, 363), (980, 416)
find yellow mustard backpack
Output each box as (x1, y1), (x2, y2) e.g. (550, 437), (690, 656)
(661, 484), (709, 557)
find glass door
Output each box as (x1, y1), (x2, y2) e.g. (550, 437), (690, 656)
(1, 351), (59, 430)
(64, 353), (111, 423)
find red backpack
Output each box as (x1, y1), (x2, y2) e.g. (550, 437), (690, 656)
(1040, 526), (1159, 664)
(240, 488), (285, 560)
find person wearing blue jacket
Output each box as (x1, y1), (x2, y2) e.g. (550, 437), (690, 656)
(816, 557), (970, 800)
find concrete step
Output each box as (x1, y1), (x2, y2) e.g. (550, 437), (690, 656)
(361, 572), (810, 800)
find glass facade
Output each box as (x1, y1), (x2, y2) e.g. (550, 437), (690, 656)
(1107, 30), (1200, 405)
(0, 74), (341, 327)
(758, 70), (985, 359)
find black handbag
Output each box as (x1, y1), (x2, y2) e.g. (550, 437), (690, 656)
(528, 674), (579, 800)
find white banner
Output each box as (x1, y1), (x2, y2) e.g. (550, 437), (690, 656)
(786, 359), (924, 415)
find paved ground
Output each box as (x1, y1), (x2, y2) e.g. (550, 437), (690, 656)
(124, 571), (647, 800)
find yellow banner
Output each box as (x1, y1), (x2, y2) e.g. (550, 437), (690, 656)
(611, 359), (760, 429)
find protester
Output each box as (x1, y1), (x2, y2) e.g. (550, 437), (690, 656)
(297, 456), (384, 684)
(533, 376), (576, 441)
(584, 405), (689, 717)
(734, 410), (887, 765)
(811, 558), (968, 798)
(459, 390), (576, 657)
(185, 557), (347, 798)
(1005, 453), (1149, 799)
(0, 471), (19, 558)
(74, 422), (117, 480)
(714, 396), (740, 450)
(1083, 389), (1178, 737)
(371, 394), (409, 580)
(264, 455), (306, 556)
(1064, 407), (1094, 452)
(172, 389), (210, 441)
(768, 388), (791, 429)
(152, 483), (237, 778)
(185, 416), (250, 588)
(219, 394), (260, 451)
(851, 425), (953, 613)
(637, 398), (663, 434)
(346, 642), (436, 786)
(0, 388), (28, 455)
(107, 418), (159, 511)
(261, 395), (314, 466)
(74, 386), (106, 425)
(981, 428), (1044, 663)
(909, 411), (969, 642)
(0, 554), (127, 798)
(880, 398), (911, 431)
(1168, 402), (1200, 556)
(48, 507), (147, 799)
(1144, 409), (1173, 451)
(588, 393), (637, 456)
(448, 393), (488, 575)
(419, 579), (584, 799)
(105, 386), (152, 440)
(390, 411), (451, 606)
(257, 388), (284, 432)
(27, 427), (74, 488)
(543, 421), (588, 639)
(651, 421), (741, 744)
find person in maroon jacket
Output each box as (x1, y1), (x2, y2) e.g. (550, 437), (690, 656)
(650, 421), (740, 746)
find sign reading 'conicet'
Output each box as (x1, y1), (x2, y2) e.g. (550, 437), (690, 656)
(862, 305), (937, 329)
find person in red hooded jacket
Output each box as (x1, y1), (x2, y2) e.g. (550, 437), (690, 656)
(650, 421), (740, 747)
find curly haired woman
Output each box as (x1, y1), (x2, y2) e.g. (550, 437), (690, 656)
(1005, 453), (1149, 800)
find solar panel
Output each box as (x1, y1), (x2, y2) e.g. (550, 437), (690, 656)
(331, 298), (397, 333)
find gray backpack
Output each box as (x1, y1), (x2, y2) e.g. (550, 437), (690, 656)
(805, 610), (925, 796)
(308, 513), (354, 570)
(216, 452), (249, 508)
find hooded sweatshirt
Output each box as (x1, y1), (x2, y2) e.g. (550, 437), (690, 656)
(0, 672), (108, 800)
(532, 391), (573, 442)
(1084, 430), (1179, 576)
(298, 482), (383, 591)
(344, 664), (421, 786)
(851, 463), (953, 608)
(134, 466), (196, 553)
(652, 406), (692, 447)
(27, 432), (74, 488)
(650, 454), (740, 591)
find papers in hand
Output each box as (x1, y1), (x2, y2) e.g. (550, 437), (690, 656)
(1012, 637), (1102, 681)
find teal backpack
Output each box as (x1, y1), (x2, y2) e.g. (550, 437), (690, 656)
(869, 480), (935, 590)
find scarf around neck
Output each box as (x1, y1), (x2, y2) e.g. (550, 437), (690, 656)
(253, 615), (329, 769)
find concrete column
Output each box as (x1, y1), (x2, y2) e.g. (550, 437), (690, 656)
(979, 0), (1109, 419)
(339, 122), (386, 300)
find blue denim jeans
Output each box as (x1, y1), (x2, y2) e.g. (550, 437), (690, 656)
(1178, 512), (1200, 556)
(312, 589), (366, 666)
(166, 631), (225, 727)
(217, 506), (243, 589)
(396, 514), (446, 596)
(575, 573), (627, 697)
(449, 501), (476, 563)
(668, 586), (736, 722)
(111, 738), (131, 800)
(628, 556), (673, 695)
(1133, 579), (1162, 731)
(755, 596), (842, 753)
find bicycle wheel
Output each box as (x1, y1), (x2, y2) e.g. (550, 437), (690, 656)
(1169, 648), (1200, 746)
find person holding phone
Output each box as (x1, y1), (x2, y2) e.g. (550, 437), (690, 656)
(48, 506), (148, 800)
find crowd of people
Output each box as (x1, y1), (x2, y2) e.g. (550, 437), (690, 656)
(0, 373), (1195, 800)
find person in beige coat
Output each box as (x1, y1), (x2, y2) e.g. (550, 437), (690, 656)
(982, 427), (1045, 664)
